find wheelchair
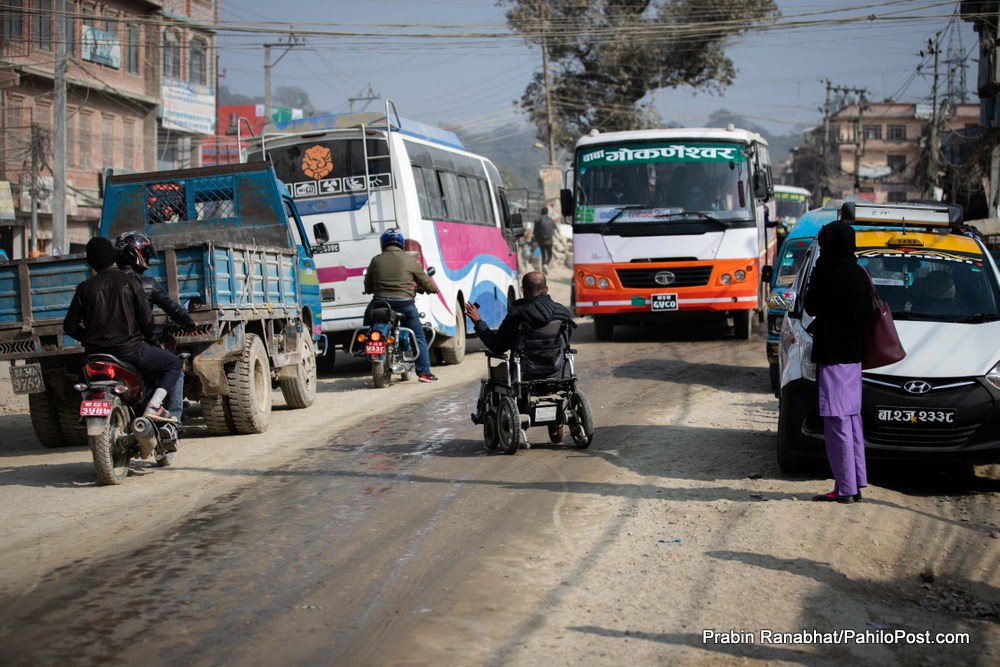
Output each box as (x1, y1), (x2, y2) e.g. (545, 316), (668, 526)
(470, 319), (594, 455)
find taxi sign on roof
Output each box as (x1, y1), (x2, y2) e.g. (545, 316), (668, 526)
(839, 201), (961, 227)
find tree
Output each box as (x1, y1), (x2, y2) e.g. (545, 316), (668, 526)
(502, 0), (779, 151)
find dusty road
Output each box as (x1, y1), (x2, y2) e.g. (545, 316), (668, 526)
(1, 265), (999, 666)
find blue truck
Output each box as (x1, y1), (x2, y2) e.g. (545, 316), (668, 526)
(0, 162), (326, 446)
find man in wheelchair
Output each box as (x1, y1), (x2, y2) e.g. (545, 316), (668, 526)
(464, 272), (594, 454)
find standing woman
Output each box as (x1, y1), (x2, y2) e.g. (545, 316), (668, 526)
(804, 220), (872, 503)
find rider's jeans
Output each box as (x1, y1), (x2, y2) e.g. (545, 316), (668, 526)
(370, 297), (431, 376)
(165, 373), (184, 423)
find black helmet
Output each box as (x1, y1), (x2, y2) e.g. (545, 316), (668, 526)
(380, 229), (405, 250)
(115, 231), (155, 272)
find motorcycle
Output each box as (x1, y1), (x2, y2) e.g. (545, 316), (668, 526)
(74, 339), (188, 485)
(350, 268), (436, 389)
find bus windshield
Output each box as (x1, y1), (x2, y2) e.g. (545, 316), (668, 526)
(249, 137), (391, 200)
(575, 142), (752, 224)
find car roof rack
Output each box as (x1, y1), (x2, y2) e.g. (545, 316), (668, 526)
(838, 201), (963, 229)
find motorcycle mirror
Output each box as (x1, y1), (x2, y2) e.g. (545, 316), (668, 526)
(426, 266), (436, 277)
(187, 297), (203, 311)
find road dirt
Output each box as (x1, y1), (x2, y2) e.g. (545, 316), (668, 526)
(1, 263), (999, 665)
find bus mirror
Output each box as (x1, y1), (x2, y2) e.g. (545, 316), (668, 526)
(510, 212), (524, 238)
(313, 222), (330, 244)
(560, 189), (575, 218)
(737, 180), (746, 209)
(426, 266), (436, 277)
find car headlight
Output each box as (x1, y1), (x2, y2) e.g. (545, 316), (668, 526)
(584, 275), (596, 287)
(987, 361), (1000, 390)
(800, 333), (816, 381)
(598, 277), (610, 289)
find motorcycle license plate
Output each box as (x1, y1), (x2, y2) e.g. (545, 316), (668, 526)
(80, 399), (114, 417)
(366, 341), (386, 356)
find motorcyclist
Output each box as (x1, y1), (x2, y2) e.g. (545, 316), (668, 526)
(463, 270), (574, 359)
(63, 237), (183, 441)
(363, 229), (440, 382)
(115, 231), (197, 428)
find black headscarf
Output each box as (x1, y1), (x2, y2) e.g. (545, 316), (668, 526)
(816, 220), (857, 265)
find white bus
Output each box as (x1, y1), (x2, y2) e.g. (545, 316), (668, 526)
(245, 103), (523, 366)
(562, 127), (776, 340)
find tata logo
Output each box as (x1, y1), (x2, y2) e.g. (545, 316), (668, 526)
(654, 271), (676, 286)
(903, 380), (932, 394)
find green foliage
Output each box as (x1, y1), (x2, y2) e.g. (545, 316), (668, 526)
(502, 0), (779, 150)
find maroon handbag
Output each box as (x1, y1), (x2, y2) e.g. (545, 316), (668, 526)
(862, 278), (906, 370)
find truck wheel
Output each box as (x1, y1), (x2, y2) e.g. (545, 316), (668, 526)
(57, 400), (88, 447)
(279, 337), (317, 408)
(226, 333), (272, 434)
(594, 316), (614, 341)
(201, 394), (235, 435)
(733, 309), (752, 340)
(437, 302), (466, 365)
(89, 399), (130, 485)
(28, 390), (66, 448)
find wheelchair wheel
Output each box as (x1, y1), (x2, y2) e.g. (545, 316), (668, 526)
(570, 390), (594, 448)
(496, 396), (523, 455)
(548, 424), (565, 443)
(483, 412), (499, 450)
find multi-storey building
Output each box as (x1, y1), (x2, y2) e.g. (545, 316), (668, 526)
(0, 0), (217, 260)
(789, 102), (980, 205)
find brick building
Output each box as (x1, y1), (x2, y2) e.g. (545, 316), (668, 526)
(0, 0), (217, 260)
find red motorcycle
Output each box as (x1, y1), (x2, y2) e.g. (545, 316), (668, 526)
(75, 353), (180, 485)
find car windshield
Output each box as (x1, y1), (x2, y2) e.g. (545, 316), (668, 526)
(774, 239), (812, 287)
(858, 250), (1000, 320)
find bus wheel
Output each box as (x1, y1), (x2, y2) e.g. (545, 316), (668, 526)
(438, 302), (466, 365)
(593, 316), (614, 341)
(732, 310), (752, 340)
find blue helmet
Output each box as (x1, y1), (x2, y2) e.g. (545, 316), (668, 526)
(380, 229), (405, 250)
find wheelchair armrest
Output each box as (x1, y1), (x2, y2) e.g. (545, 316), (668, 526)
(484, 351), (507, 360)
(567, 348), (577, 354)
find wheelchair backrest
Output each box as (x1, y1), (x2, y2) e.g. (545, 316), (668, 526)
(514, 319), (571, 379)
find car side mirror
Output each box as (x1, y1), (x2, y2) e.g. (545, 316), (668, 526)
(187, 297), (204, 311)
(313, 222), (330, 244)
(768, 287), (797, 315)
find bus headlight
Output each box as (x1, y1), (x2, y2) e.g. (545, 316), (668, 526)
(734, 270), (746, 281)
(584, 275), (596, 287)
(598, 277), (610, 289)
(720, 274), (732, 285)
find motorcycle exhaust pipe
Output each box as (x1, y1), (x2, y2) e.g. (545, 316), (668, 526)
(132, 417), (158, 459)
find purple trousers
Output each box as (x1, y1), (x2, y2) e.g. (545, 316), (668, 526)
(817, 363), (868, 497)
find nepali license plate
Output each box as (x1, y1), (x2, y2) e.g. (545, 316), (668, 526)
(651, 293), (678, 311)
(9, 363), (44, 395)
(80, 400), (114, 417)
(365, 340), (386, 356)
(876, 406), (957, 425)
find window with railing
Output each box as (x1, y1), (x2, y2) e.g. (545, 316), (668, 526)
(863, 125), (882, 140)
(102, 115), (114, 168)
(125, 24), (139, 74)
(163, 29), (180, 79)
(887, 124), (906, 140)
(34, 0), (52, 50)
(189, 37), (207, 85)
(79, 112), (92, 169)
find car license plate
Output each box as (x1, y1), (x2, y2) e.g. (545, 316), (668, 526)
(876, 406), (956, 424)
(651, 293), (678, 311)
(9, 363), (44, 395)
(365, 341), (386, 356)
(80, 400), (114, 417)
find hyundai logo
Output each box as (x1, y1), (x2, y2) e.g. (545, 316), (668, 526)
(654, 271), (676, 286)
(903, 380), (932, 394)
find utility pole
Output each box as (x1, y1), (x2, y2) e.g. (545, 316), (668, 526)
(819, 79), (831, 200)
(52, 0), (67, 255)
(924, 32), (943, 198)
(539, 2), (556, 166)
(28, 124), (43, 256)
(825, 83), (870, 196)
(263, 34), (303, 123)
(348, 84), (380, 113)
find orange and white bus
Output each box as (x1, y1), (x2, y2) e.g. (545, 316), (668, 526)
(561, 127), (776, 339)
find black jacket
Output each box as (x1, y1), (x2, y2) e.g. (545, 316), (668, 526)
(120, 265), (196, 331)
(804, 221), (871, 364)
(63, 266), (156, 356)
(473, 293), (574, 357)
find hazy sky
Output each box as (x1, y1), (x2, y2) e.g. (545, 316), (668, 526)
(216, 0), (978, 138)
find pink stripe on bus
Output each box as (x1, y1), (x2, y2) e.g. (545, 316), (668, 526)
(317, 266), (366, 283)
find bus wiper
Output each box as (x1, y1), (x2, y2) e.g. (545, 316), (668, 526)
(654, 210), (730, 227)
(603, 204), (646, 227)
